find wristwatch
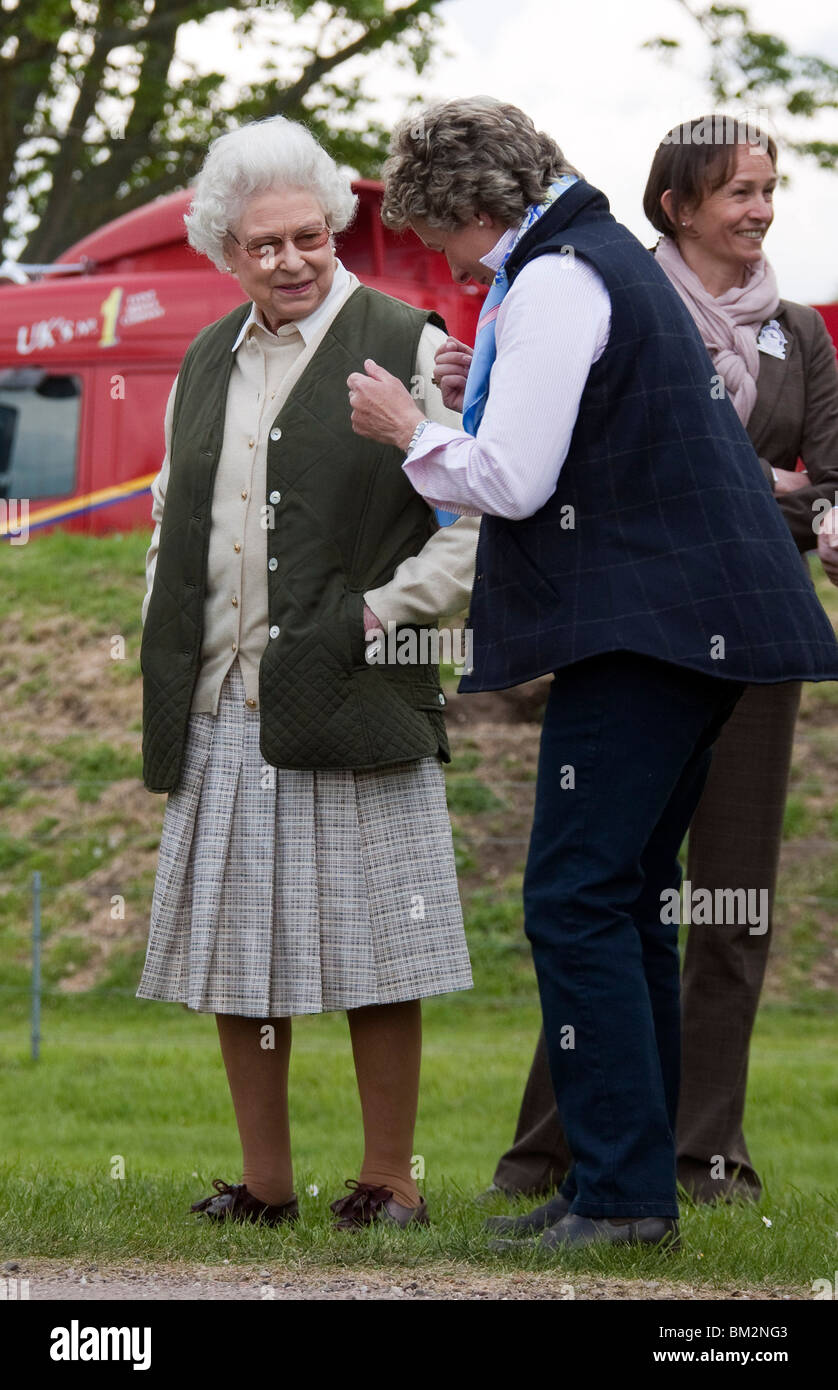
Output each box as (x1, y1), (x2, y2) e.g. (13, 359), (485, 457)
(406, 417), (431, 454)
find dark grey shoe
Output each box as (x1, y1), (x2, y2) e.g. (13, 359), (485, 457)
(484, 1191), (571, 1236)
(489, 1212), (680, 1253)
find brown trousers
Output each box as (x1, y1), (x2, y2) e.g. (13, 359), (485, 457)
(493, 680), (802, 1199)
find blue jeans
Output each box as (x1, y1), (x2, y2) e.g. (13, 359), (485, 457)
(523, 652), (745, 1218)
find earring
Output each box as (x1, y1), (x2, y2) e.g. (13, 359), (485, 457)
(478, 219), (484, 226)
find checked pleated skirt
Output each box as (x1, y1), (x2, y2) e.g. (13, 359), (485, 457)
(136, 659), (473, 1017)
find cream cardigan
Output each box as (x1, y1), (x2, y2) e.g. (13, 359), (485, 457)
(142, 262), (480, 713)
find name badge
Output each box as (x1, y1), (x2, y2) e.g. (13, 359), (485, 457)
(757, 319), (787, 360)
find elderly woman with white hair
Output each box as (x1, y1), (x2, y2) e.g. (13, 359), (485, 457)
(136, 115), (478, 1232)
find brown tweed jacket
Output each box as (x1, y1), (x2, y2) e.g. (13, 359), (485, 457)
(750, 299), (838, 553)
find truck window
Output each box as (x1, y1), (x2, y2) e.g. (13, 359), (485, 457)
(0, 368), (80, 502)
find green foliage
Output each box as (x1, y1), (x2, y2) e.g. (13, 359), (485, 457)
(782, 795), (816, 840)
(51, 738), (142, 803)
(450, 824), (476, 876)
(1, 0), (444, 262)
(445, 774), (503, 816)
(646, 1), (838, 171)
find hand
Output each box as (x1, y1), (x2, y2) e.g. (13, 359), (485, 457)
(772, 467), (810, 495)
(433, 336), (473, 413)
(347, 358), (424, 449)
(816, 506), (838, 586)
(363, 602), (383, 636)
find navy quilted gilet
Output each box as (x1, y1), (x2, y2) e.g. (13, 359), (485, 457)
(458, 180), (838, 693)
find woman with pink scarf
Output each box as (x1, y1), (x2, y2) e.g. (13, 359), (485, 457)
(644, 117), (838, 1203)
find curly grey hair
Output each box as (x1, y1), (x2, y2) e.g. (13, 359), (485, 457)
(381, 96), (580, 231)
(184, 115), (358, 271)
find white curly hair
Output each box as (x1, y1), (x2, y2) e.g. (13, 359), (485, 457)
(184, 115), (359, 271)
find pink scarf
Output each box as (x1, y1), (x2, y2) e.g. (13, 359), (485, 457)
(654, 235), (780, 426)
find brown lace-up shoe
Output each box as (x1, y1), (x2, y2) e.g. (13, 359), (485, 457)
(330, 1179), (430, 1230)
(190, 1179), (299, 1228)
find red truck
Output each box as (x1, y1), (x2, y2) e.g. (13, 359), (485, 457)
(0, 179), (486, 538)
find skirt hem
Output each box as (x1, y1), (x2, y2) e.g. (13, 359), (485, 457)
(140, 659), (472, 1010)
(135, 978), (474, 1018)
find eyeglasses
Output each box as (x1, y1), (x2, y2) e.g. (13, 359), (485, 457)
(225, 225), (332, 261)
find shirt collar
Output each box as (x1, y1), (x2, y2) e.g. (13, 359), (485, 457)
(479, 226), (518, 274)
(479, 177), (578, 275)
(231, 257), (352, 351)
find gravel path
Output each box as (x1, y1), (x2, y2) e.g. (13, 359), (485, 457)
(4, 1258), (806, 1301)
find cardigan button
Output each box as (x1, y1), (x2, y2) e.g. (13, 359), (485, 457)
(268, 489), (281, 504)
(270, 427), (282, 441)
(268, 557), (278, 572)
(438, 692), (446, 705)
(269, 625), (280, 639)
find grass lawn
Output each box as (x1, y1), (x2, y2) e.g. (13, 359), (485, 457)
(0, 991), (835, 1289)
(0, 531), (836, 1293)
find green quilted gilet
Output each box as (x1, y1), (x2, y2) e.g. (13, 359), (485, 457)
(141, 285), (451, 793)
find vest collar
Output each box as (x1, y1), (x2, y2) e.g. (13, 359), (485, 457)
(504, 179), (611, 283)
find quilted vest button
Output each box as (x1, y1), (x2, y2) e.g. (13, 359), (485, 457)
(269, 490), (281, 504)
(270, 427), (282, 441)
(268, 557), (278, 571)
(269, 625), (280, 639)
(437, 692), (446, 705)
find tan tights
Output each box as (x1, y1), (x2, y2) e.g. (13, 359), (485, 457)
(214, 999), (422, 1210)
